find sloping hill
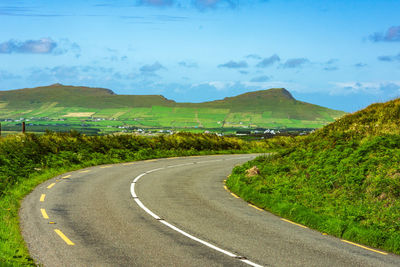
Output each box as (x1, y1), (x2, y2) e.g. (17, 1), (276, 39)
(0, 84), (175, 109)
(227, 97), (400, 254)
(317, 97), (400, 137)
(0, 84), (345, 129)
(200, 88), (343, 120)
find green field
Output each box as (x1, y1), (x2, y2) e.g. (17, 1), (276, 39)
(0, 84), (346, 134)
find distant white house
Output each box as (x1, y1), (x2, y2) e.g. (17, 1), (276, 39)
(264, 129), (276, 135)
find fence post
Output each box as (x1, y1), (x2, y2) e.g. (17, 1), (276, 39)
(22, 121), (26, 134)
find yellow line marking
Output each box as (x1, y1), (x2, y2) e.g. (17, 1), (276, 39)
(80, 170), (91, 173)
(168, 157), (179, 159)
(62, 175), (71, 179)
(230, 192), (240, 199)
(322, 233), (328, 235)
(123, 163), (135, 165)
(341, 239), (388, 255)
(281, 218), (308, 229)
(54, 229), (75, 245)
(145, 159), (157, 162)
(40, 194), (46, 202)
(40, 209), (49, 219)
(100, 166), (112, 169)
(223, 185), (228, 191)
(248, 204), (263, 211)
(47, 183), (56, 189)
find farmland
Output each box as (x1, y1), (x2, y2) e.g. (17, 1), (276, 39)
(0, 84), (345, 135)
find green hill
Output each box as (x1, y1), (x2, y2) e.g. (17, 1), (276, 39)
(201, 88), (340, 120)
(316, 98), (400, 137)
(227, 97), (400, 254)
(0, 84), (345, 130)
(0, 83), (175, 109)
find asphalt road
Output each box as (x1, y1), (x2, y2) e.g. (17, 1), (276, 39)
(20, 154), (400, 266)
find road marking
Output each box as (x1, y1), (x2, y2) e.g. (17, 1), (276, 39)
(198, 159), (223, 164)
(47, 183), (56, 189)
(167, 163), (194, 168)
(80, 170), (91, 173)
(133, 173), (146, 183)
(225, 185), (263, 212)
(100, 166), (112, 169)
(248, 204), (263, 211)
(130, 158), (263, 267)
(130, 183), (138, 198)
(281, 218), (308, 229)
(134, 198), (162, 220)
(146, 167), (164, 174)
(62, 175), (71, 179)
(123, 162), (135, 165)
(54, 229), (75, 245)
(231, 192), (240, 199)
(40, 194), (46, 202)
(40, 209), (49, 219)
(145, 159), (157, 162)
(341, 239), (388, 255)
(160, 220), (237, 257)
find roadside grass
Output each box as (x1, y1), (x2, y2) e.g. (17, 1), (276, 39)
(227, 98), (400, 255)
(1, 168), (74, 266)
(226, 150), (400, 254)
(0, 131), (266, 266)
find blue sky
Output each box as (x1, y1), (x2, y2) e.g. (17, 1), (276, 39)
(1, 0), (399, 112)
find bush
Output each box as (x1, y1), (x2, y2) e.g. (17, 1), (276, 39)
(0, 132), (265, 198)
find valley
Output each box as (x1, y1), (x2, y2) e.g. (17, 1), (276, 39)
(0, 84), (345, 135)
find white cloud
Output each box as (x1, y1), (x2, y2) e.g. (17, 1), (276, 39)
(191, 81), (235, 91)
(331, 81), (400, 96)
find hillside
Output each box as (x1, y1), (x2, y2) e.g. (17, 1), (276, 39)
(227, 97), (400, 254)
(316, 98), (400, 138)
(0, 83), (175, 109)
(201, 88), (343, 120)
(0, 84), (345, 130)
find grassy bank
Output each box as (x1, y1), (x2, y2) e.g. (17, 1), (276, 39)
(227, 98), (400, 255)
(0, 131), (265, 266)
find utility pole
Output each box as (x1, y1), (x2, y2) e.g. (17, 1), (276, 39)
(22, 121), (26, 134)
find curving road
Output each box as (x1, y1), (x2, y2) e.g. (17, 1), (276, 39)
(20, 154), (400, 266)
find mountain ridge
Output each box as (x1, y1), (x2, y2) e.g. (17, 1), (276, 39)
(0, 84), (346, 129)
